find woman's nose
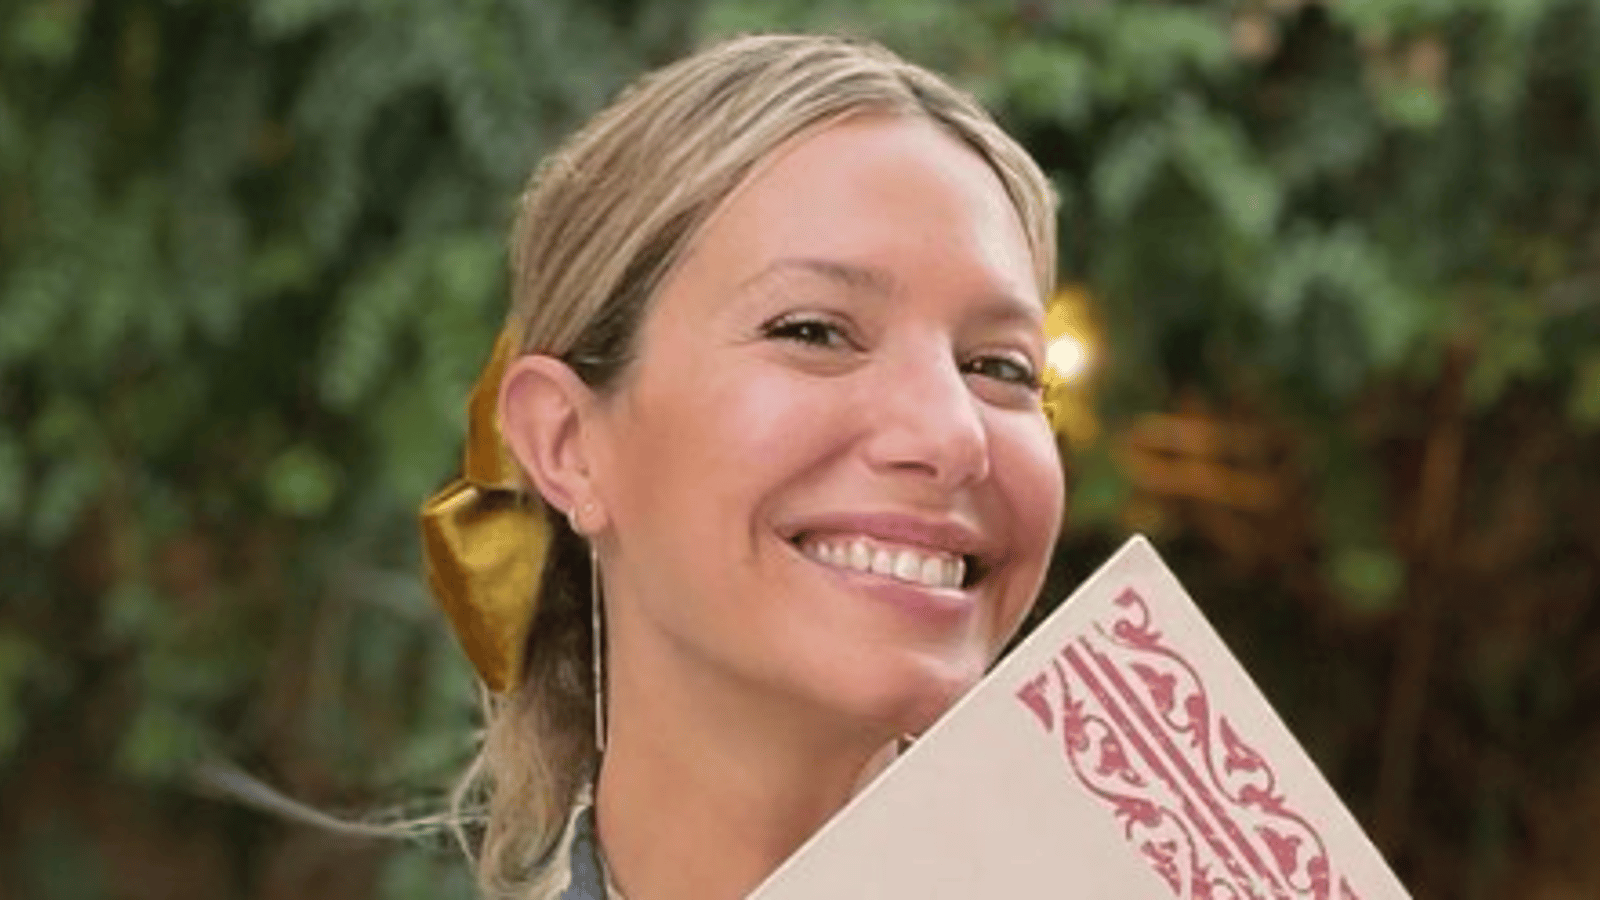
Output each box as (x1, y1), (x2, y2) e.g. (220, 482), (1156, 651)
(859, 347), (990, 489)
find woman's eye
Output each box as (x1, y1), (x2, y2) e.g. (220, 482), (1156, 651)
(962, 354), (1041, 390)
(761, 315), (855, 350)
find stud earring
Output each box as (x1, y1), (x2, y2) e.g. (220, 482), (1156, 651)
(568, 500), (599, 535)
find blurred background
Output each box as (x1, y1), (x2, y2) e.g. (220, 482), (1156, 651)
(2, 0), (1598, 897)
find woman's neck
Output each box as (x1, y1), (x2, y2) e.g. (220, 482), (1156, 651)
(593, 649), (898, 900)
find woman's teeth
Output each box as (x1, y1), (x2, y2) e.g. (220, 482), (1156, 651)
(799, 535), (965, 590)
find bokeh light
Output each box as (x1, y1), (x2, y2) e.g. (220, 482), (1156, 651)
(1046, 333), (1089, 381)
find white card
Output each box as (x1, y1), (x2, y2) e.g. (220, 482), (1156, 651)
(751, 536), (1410, 899)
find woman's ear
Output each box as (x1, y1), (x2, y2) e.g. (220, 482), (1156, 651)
(499, 354), (607, 531)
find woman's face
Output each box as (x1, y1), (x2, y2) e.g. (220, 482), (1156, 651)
(587, 115), (1064, 736)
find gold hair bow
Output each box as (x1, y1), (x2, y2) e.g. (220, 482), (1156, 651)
(419, 331), (550, 693)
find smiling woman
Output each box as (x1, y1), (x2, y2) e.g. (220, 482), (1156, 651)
(420, 34), (1061, 900)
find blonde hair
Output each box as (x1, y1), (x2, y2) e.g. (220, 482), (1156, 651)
(461, 33), (1057, 897)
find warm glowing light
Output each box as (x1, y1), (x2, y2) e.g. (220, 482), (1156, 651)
(1046, 334), (1089, 381)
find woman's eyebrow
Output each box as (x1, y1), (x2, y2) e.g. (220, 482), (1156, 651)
(737, 258), (896, 297)
(737, 257), (1042, 328)
(968, 295), (1046, 330)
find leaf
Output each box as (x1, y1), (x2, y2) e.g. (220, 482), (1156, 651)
(252, 0), (355, 39)
(119, 368), (206, 458)
(998, 42), (1093, 126)
(1068, 443), (1132, 528)
(15, 817), (107, 900)
(142, 645), (244, 706)
(319, 253), (426, 411)
(375, 374), (460, 506)
(1330, 0), (1454, 36)
(0, 94), (25, 174)
(8, 0), (89, 66)
(1300, 296), (1372, 398)
(379, 846), (475, 900)
(244, 238), (317, 299)
(115, 700), (208, 781)
(29, 455), (101, 547)
(172, 191), (248, 342)
(1467, 10), (1537, 122)
(83, 177), (163, 360)
(101, 581), (168, 645)
(1171, 101), (1281, 239)
(1099, 6), (1232, 99)
(419, 235), (501, 419)
(292, 24), (429, 255)
(0, 258), (74, 368)
(0, 630), (42, 763)
(1567, 353), (1600, 429)
(262, 444), (341, 518)
(0, 427), (24, 529)
(429, 6), (546, 185)
(1091, 119), (1169, 222)
(1374, 78), (1448, 130)
(1464, 294), (1544, 407)
(432, 234), (502, 313)
(28, 395), (95, 454)
(1268, 77), (1380, 186)
(177, 27), (266, 187)
(1328, 546), (1405, 614)
(1262, 223), (1421, 372)
(33, 113), (98, 242)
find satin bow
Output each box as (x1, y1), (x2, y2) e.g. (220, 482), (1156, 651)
(419, 330), (550, 693)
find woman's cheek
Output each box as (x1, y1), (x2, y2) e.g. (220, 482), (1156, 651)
(729, 370), (854, 457)
(999, 409), (1064, 513)
(997, 412), (1065, 617)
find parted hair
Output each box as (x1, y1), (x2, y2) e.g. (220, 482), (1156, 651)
(460, 32), (1058, 898)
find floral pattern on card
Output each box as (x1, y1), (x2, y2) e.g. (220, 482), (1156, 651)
(1015, 588), (1362, 900)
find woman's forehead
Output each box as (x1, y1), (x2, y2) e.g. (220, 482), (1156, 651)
(678, 116), (1038, 301)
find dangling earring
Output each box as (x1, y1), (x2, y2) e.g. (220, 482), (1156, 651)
(568, 501), (608, 755)
(590, 542), (606, 754)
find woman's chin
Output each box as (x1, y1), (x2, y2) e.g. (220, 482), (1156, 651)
(815, 650), (988, 741)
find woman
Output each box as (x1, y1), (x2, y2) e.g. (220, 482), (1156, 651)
(421, 33), (1064, 899)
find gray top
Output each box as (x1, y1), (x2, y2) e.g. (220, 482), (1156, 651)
(543, 785), (621, 900)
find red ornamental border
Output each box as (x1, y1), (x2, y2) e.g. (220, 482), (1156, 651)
(1015, 588), (1361, 900)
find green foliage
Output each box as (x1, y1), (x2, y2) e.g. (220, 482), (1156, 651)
(0, 630), (41, 762)
(14, 817), (108, 900)
(1569, 352), (1600, 428)
(1328, 545), (1405, 613)
(0, 0), (696, 892)
(1064, 443), (1132, 529)
(263, 444), (342, 519)
(379, 847), (476, 900)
